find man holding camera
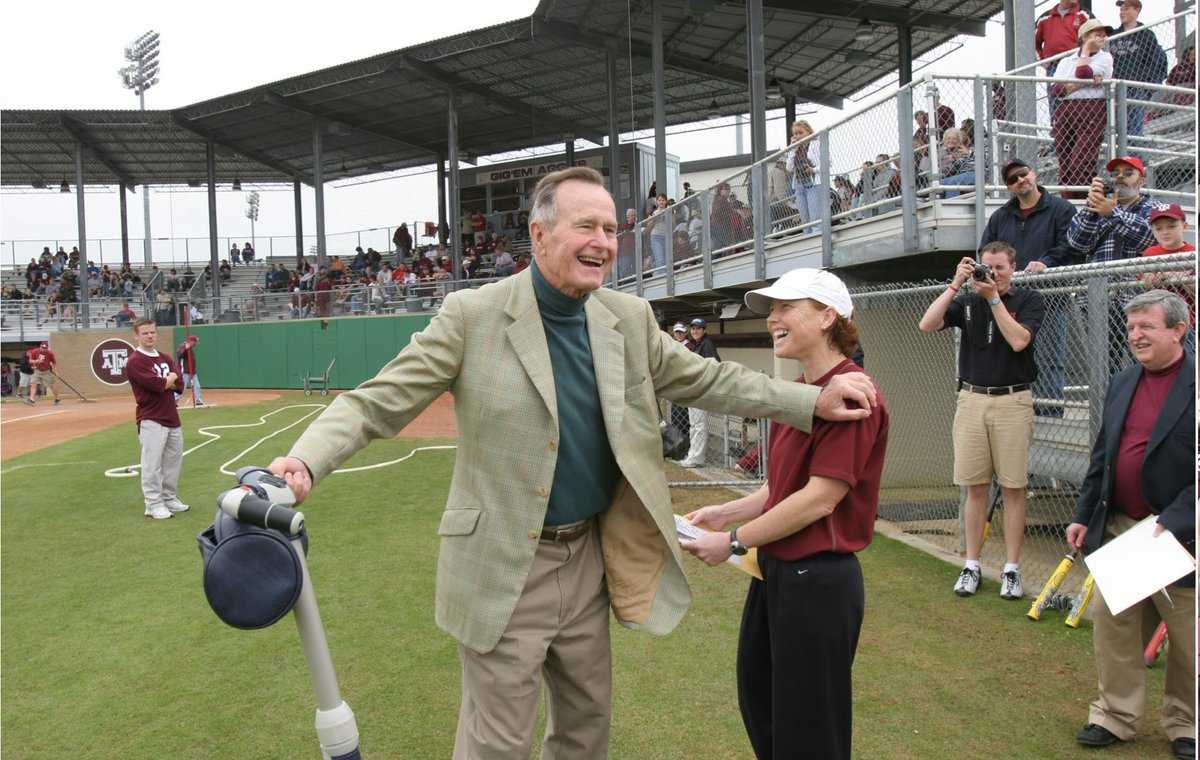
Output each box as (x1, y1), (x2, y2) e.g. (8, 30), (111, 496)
(1067, 156), (1167, 373)
(919, 242), (1045, 599)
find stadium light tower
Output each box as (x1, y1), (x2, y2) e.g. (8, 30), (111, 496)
(245, 191), (261, 249)
(119, 31), (161, 266)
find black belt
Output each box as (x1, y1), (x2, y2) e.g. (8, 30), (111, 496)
(540, 519), (591, 542)
(959, 381), (1031, 396)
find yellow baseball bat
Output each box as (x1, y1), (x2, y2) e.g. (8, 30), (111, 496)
(1064, 574), (1094, 628)
(1027, 551), (1077, 621)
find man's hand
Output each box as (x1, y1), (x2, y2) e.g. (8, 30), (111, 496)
(679, 531), (733, 566)
(164, 372), (178, 388)
(1065, 522), (1088, 553)
(972, 271), (998, 302)
(686, 505), (731, 531)
(1024, 260), (1048, 273)
(268, 456), (314, 505)
(814, 372), (876, 421)
(1085, 178), (1118, 217)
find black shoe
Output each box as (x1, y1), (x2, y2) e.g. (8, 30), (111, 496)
(1076, 724), (1122, 747)
(1173, 737), (1196, 760)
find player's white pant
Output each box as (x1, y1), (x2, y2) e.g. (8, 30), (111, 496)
(180, 372), (204, 405)
(684, 408), (709, 466)
(140, 420), (183, 510)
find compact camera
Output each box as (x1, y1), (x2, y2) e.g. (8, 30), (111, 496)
(972, 263), (994, 281)
(1101, 180), (1116, 196)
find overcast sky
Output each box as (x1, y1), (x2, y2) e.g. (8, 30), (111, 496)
(0, 0), (1026, 263)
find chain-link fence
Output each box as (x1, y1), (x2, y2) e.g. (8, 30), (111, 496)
(664, 253), (1196, 591)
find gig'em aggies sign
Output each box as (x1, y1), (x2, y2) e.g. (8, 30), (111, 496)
(91, 339), (136, 385)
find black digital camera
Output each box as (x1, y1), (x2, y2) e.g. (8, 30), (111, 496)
(1101, 180), (1115, 196)
(972, 263), (994, 281)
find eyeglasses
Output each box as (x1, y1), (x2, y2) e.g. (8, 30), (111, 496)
(1005, 169), (1030, 185)
(1110, 168), (1139, 178)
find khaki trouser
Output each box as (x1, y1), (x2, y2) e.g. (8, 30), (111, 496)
(1088, 512), (1196, 741)
(454, 523), (611, 760)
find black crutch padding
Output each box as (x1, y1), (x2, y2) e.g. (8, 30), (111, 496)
(200, 467), (361, 759)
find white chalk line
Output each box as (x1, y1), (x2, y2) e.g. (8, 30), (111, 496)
(2, 460), (99, 474)
(1, 409), (71, 424)
(102, 403), (457, 479)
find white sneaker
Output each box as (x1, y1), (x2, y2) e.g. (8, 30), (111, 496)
(1000, 570), (1024, 600)
(145, 505), (172, 520)
(165, 500), (190, 514)
(954, 567), (981, 597)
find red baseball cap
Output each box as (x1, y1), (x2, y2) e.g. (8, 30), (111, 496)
(1150, 204), (1186, 223)
(1105, 156), (1146, 174)
(40, 341), (49, 348)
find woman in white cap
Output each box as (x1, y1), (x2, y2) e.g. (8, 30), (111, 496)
(680, 268), (889, 760)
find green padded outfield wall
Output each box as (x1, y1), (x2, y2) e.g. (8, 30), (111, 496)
(169, 313), (435, 390)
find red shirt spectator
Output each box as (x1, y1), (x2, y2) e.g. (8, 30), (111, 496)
(1036, 1), (1091, 66)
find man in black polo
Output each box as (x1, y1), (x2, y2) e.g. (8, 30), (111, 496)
(919, 241), (1046, 599)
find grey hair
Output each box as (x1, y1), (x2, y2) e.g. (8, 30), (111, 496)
(942, 128), (964, 143)
(1125, 289), (1190, 328)
(529, 166), (608, 230)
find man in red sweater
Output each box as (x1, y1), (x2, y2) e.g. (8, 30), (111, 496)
(125, 318), (189, 520)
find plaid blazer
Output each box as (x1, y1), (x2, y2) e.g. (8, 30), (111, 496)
(290, 269), (819, 653)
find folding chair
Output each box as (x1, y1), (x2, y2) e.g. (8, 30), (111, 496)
(301, 356), (336, 395)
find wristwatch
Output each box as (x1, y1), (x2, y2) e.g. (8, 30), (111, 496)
(989, 296), (1002, 306)
(729, 528), (749, 556)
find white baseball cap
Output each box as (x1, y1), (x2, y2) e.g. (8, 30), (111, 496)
(672, 323), (687, 333)
(744, 268), (854, 317)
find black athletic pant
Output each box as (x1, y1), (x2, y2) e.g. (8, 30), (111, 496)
(737, 551), (864, 760)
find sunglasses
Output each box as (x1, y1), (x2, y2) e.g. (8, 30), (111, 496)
(1110, 168), (1140, 178)
(1005, 169), (1031, 185)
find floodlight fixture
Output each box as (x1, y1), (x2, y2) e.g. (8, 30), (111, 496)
(231, 177), (242, 191)
(60, 180), (71, 193)
(766, 77), (782, 99)
(707, 99), (722, 120)
(854, 18), (875, 44)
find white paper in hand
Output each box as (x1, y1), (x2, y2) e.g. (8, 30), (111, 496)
(1084, 516), (1196, 615)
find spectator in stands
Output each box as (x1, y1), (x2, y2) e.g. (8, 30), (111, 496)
(291, 288), (312, 320)
(672, 230), (694, 268)
(230, 243), (240, 265)
(934, 104), (956, 140)
(617, 208), (638, 280)
(1141, 203), (1196, 353)
(832, 176), (855, 221)
(1051, 19), (1115, 199)
(1164, 45), (1195, 106)
(787, 120), (824, 234)
(242, 242), (255, 266)
(938, 128), (976, 197)
(154, 289), (176, 327)
(647, 193), (670, 272)
(682, 181), (694, 197)
(1109, 0), (1167, 153)
(980, 158), (1079, 417)
(494, 248), (515, 277)
(314, 270), (335, 317)
(350, 246), (367, 272)
(87, 270), (103, 297)
(959, 118), (975, 149)
(711, 182), (740, 250)
(114, 302), (137, 328)
(912, 110), (931, 176)
(863, 155), (894, 216)
(219, 260), (232, 282)
(329, 256), (347, 281)
(919, 242), (1045, 601)
(58, 271), (78, 320)
(183, 267), (197, 290)
(165, 269), (182, 293)
(767, 158), (791, 229)
(393, 222), (413, 261)
(1065, 290), (1194, 760)
(1036, 0), (1092, 122)
(1067, 155), (1166, 371)
(511, 251), (531, 276)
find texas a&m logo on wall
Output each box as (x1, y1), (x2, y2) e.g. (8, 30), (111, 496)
(91, 339), (136, 385)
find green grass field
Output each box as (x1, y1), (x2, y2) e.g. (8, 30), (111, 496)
(0, 399), (1171, 759)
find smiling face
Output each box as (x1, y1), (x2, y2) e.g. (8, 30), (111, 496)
(1006, 166), (1037, 198)
(765, 299), (835, 362)
(1127, 303), (1185, 370)
(1082, 27), (1108, 47)
(1117, 2), (1139, 27)
(530, 179), (617, 298)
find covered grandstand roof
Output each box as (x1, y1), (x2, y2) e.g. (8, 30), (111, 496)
(1, 0), (1000, 189)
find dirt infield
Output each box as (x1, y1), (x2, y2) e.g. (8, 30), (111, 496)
(0, 390), (457, 462)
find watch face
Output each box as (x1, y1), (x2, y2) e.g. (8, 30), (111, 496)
(731, 544), (748, 556)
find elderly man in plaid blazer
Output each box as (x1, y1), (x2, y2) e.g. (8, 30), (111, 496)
(270, 166), (877, 760)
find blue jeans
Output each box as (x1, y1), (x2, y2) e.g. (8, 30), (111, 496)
(1033, 296), (1068, 418)
(1126, 88), (1149, 158)
(796, 184), (823, 233)
(649, 235), (666, 271)
(941, 170), (976, 198)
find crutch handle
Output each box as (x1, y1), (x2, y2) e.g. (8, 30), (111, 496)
(217, 486), (304, 534)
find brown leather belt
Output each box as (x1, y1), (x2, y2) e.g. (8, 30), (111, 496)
(959, 381), (1031, 396)
(540, 519), (590, 542)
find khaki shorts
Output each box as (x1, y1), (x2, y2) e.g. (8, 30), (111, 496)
(32, 369), (55, 387)
(18, 371), (31, 389)
(952, 389), (1034, 488)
